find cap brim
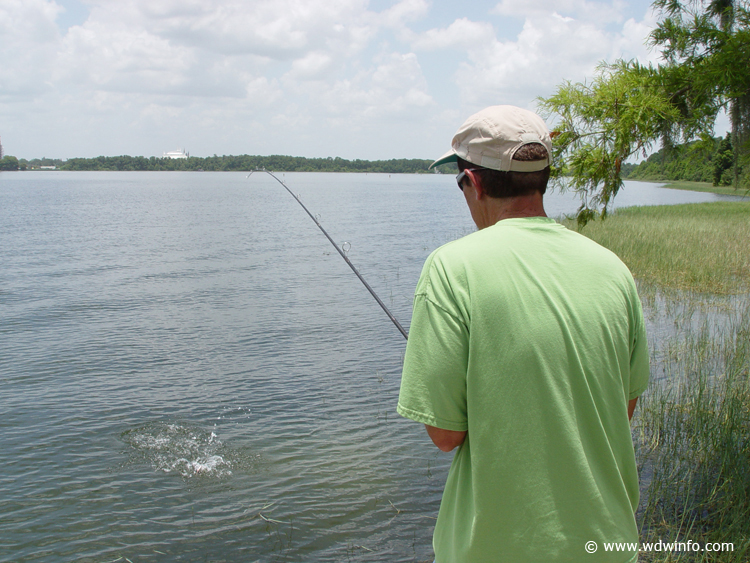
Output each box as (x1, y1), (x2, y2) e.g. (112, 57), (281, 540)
(429, 150), (458, 169)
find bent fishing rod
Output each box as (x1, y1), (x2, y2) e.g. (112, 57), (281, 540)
(247, 170), (409, 340)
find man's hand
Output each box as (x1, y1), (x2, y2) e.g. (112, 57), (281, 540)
(425, 425), (467, 452)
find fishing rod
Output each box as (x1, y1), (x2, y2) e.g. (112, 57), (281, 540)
(247, 170), (409, 340)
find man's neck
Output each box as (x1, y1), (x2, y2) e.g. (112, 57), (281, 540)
(475, 192), (547, 229)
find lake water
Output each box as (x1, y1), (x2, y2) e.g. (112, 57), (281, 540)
(0, 171), (742, 563)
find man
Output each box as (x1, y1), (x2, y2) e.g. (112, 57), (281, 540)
(397, 105), (649, 562)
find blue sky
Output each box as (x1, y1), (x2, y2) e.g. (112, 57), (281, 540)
(1, 0), (702, 161)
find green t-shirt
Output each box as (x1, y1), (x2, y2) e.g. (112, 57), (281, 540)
(397, 217), (649, 563)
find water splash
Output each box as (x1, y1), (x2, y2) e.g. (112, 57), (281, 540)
(122, 422), (233, 478)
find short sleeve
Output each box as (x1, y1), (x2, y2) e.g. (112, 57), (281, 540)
(628, 290), (650, 400)
(397, 257), (470, 432)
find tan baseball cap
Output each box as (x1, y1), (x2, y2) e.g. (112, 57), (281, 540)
(430, 105), (552, 172)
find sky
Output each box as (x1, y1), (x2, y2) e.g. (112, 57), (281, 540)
(0, 0), (697, 161)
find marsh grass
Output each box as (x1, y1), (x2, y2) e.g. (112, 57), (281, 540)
(564, 202), (750, 294)
(656, 181), (750, 197)
(634, 299), (750, 561)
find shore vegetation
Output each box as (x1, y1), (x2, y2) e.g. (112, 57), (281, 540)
(565, 201), (750, 294)
(624, 135), (742, 188)
(17, 154), (456, 174)
(658, 181), (747, 196)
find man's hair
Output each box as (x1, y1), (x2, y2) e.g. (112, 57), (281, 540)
(457, 143), (550, 198)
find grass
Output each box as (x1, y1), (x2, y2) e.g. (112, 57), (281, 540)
(634, 299), (750, 562)
(564, 202), (750, 294)
(663, 181), (749, 197)
(630, 179), (750, 197)
(567, 200), (750, 561)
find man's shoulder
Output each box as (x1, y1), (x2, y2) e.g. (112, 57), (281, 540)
(429, 216), (615, 259)
(424, 216), (634, 270)
(424, 217), (637, 293)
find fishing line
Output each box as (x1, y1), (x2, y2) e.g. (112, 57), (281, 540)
(248, 170), (409, 340)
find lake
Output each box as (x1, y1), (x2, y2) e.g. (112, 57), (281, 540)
(0, 171), (741, 563)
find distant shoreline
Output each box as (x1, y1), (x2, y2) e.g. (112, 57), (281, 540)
(630, 178), (748, 197)
(18, 168), (443, 174)
(14, 155), (456, 175)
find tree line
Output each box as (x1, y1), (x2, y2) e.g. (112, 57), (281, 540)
(12, 154), (455, 174)
(0, 155), (21, 171)
(622, 133), (737, 185)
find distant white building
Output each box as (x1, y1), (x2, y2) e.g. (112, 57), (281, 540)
(163, 149), (189, 159)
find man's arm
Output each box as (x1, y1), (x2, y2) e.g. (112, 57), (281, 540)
(628, 397), (638, 421)
(426, 425), (467, 452)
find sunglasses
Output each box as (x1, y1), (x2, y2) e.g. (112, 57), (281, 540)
(456, 169), (480, 191)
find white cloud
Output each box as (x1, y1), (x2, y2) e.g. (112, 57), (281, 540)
(380, 0), (429, 26)
(378, 0), (429, 40)
(615, 8), (662, 65)
(412, 3), (659, 113)
(0, 0), (62, 97)
(492, 0), (627, 24)
(412, 18), (496, 51)
(287, 51), (337, 80)
(49, 0), (383, 99)
(118, 0), (373, 58)
(0, 0), (62, 41)
(57, 19), (194, 94)
(288, 51), (435, 123)
(0, 0), (664, 160)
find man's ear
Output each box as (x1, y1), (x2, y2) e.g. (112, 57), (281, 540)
(465, 169), (485, 199)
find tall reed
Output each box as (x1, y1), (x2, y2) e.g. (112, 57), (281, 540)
(634, 298), (750, 561)
(564, 202), (750, 294)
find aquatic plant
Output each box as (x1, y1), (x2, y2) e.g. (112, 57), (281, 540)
(635, 297), (750, 561)
(565, 201), (750, 294)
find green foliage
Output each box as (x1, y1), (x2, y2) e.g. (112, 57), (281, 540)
(543, 0), (750, 221)
(624, 134), (742, 185)
(0, 155), (20, 171)
(714, 135), (735, 185)
(54, 154), (443, 174)
(651, 0), (750, 189)
(540, 61), (683, 220)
